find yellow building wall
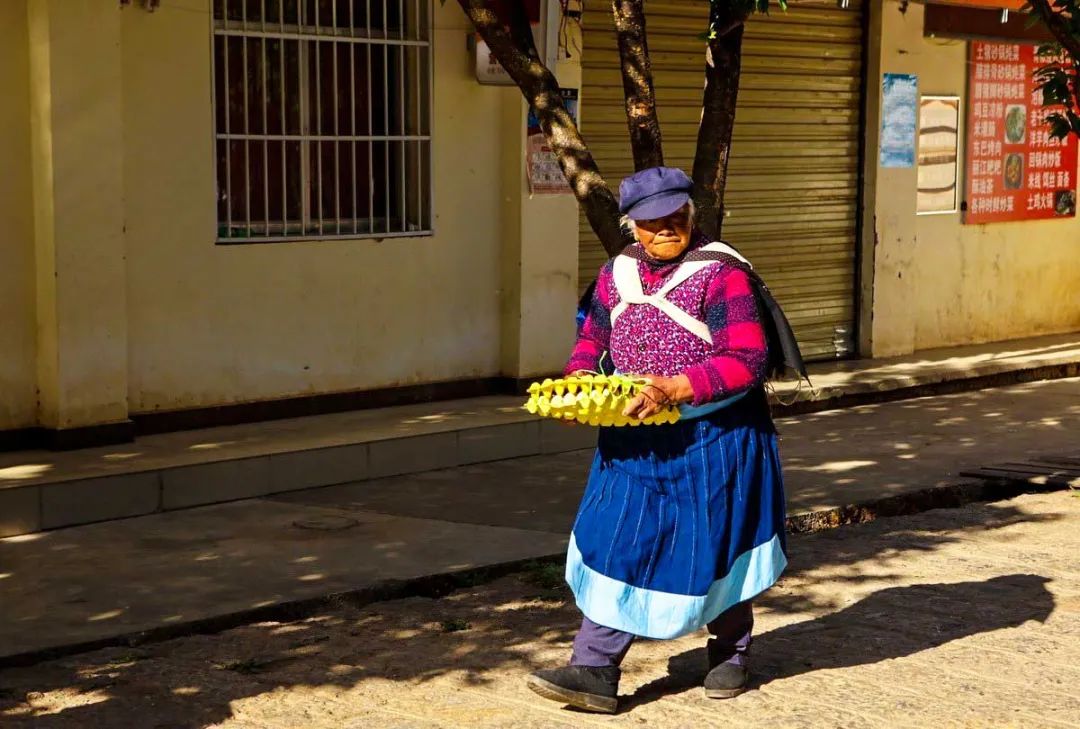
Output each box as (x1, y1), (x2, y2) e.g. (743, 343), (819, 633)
(14, 0), (1073, 432)
(500, 44), (583, 379)
(121, 1), (518, 413)
(0, 3), (38, 430)
(29, 0), (130, 430)
(869, 2), (1080, 355)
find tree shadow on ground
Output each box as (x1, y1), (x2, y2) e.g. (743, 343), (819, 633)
(0, 498), (1066, 727)
(622, 573), (1054, 711)
(762, 497), (1062, 615)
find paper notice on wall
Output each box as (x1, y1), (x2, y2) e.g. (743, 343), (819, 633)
(526, 89), (579, 195)
(880, 73), (918, 168)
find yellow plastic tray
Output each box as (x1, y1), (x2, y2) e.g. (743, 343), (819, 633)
(523, 374), (681, 426)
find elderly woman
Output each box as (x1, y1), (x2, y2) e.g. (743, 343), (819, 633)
(526, 167), (788, 714)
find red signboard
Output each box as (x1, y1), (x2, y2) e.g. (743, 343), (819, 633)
(937, 0), (1026, 8)
(964, 41), (1078, 223)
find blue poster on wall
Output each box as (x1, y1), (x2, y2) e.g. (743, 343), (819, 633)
(880, 73), (918, 168)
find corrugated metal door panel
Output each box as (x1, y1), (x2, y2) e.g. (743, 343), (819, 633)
(588, 89), (863, 110)
(586, 74), (861, 96)
(588, 139), (860, 160)
(578, 0), (863, 360)
(586, 54), (862, 76)
(586, 106), (861, 127)
(581, 0), (861, 28)
(583, 38), (861, 62)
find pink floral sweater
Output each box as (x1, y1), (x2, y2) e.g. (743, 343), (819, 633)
(566, 237), (768, 407)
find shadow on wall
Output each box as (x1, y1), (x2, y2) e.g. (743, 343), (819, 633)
(0, 496), (1062, 727)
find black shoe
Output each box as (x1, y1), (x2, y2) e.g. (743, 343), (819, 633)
(703, 661), (749, 699)
(526, 665), (620, 714)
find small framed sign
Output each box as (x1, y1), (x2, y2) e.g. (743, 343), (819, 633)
(917, 96), (961, 215)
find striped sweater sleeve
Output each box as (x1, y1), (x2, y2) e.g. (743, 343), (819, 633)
(682, 266), (768, 406)
(565, 262), (614, 375)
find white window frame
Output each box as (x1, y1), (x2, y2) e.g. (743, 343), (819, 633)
(211, 0), (433, 243)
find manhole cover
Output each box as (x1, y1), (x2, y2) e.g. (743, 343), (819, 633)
(292, 516), (360, 531)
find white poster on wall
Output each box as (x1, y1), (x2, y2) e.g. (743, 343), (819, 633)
(474, 0), (559, 85)
(880, 73), (918, 168)
(527, 89), (578, 194)
(917, 96), (961, 214)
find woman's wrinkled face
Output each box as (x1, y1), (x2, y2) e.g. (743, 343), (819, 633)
(634, 204), (692, 260)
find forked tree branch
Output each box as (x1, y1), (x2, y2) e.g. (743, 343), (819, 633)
(612, 0), (664, 170)
(691, 18), (747, 239)
(459, 0), (630, 255)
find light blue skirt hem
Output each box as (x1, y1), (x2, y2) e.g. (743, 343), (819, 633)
(564, 531), (787, 640)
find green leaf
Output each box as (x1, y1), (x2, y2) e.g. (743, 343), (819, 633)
(1047, 113), (1072, 140)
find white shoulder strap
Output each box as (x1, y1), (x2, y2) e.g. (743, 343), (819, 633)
(609, 254), (642, 325)
(655, 259), (714, 299)
(611, 254), (644, 302)
(702, 241), (753, 268)
(609, 253), (713, 343)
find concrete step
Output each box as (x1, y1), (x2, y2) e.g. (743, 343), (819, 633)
(0, 395), (581, 538)
(1, 331), (1078, 538)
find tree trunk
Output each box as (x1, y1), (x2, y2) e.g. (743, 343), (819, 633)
(506, 0), (541, 62)
(612, 0), (664, 170)
(691, 22), (745, 240)
(458, 0), (630, 256)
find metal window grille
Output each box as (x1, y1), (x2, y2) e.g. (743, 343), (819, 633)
(212, 0), (432, 242)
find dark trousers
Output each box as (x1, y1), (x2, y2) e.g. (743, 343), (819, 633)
(569, 601), (754, 668)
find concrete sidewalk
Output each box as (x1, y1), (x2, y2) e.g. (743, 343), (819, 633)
(1, 332), (1078, 538)
(1, 377), (1077, 666)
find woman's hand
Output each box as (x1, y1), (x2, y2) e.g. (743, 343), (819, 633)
(622, 374), (694, 420)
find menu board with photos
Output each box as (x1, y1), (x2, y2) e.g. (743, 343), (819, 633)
(964, 41), (1077, 224)
(946, 0), (1025, 8)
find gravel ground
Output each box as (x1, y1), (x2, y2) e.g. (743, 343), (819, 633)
(3, 492), (1079, 728)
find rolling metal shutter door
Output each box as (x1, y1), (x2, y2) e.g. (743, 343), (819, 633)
(578, 0), (863, 360)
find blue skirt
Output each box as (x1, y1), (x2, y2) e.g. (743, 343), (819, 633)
(565, 390), (788, 640)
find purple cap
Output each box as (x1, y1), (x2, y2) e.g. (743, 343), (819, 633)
(618, 166), (694, 220)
